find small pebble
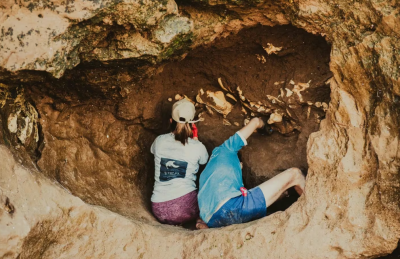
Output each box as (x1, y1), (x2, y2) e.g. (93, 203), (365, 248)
(245, 233), (252, 240)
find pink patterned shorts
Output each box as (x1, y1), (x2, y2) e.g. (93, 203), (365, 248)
(152, 191), (199, 225)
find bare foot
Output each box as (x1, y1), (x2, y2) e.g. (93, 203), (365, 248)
(196, 219), (209, 230)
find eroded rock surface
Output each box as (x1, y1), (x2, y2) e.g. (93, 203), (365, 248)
(1, 0), (400, 258)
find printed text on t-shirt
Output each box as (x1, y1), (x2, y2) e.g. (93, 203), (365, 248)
(160, 158), (188, 182)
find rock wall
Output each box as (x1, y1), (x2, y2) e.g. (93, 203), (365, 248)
(1, 0), (400, 258)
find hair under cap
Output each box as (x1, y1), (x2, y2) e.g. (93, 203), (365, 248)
(172, 99), (197, 123)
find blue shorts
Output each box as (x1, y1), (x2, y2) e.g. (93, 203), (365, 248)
(207, 187), (267, 228)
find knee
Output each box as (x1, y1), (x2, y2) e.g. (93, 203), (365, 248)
(287, 167), (304, 181)
(287, 167), (302, 175)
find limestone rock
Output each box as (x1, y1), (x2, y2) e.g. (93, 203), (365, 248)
(1, 0), (400, 258)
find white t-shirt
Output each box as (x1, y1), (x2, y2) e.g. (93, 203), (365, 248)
(151, 133), (209, 202)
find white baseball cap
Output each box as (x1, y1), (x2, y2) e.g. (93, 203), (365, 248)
(172, 99), (197, 123)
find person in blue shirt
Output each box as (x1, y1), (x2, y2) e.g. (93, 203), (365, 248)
(198, 117), (306, 228)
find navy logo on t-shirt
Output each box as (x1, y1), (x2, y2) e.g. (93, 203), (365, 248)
(160, 158), (188, 182)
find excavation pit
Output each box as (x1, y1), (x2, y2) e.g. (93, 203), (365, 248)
(2, 0), (400, 257)
(17, 25), (333, 229)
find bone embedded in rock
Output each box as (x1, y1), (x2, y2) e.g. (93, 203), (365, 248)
(205, 90), (233, 116)
(280, 88), (285, 99)
(274, 81), (285, 85)
(315, 102), (322, 108)
(285, 88), (293, 97)
(222, 119), (231, 126)
(263, 43), (283, 55)
(322, 102), (329, 111)
(205, 105), (214, 115)
(7, 113), (18, 133)
(225, 93), (237, 102)
(218, 78), (231, 92)
(266, 95), (283, 104)
(196, 89), (205, 104)
(233, 122), (239, 127)
(268, 112), (283, 124)
(175, 94), (183, 100)
(237, 86), (246, 101)
(244, 118), (250, 126)
(286, 108), (292, 118)
(168, 98), (172, 102)
(256, 54), (266, 64)
(292, 81), (310, 102)
(257, 106), (266, 112)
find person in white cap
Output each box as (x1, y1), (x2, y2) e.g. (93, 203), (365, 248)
(150, 99), (209, 227)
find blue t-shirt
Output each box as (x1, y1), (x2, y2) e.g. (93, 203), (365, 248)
(198, 132), (247, 223)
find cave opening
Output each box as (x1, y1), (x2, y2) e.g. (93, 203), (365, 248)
(19, 24), (332, 229)
(138, 24), (332, 227)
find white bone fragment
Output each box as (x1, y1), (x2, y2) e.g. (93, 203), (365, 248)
(257, 106), (266, 112)
(223, 119), (231, 126)
(218, 78), (230, 92)
(256, 54), (266, 63)
(263, 43), (283, 55)
(226, 93), (237, 102)
(8, 113), (18, 133)
(286, 88), (293, 97)
(237, 86), (245, 101)
(268, 113), (283, 124)
(286, 109), (292, 118)
(322, 102), (328, 111)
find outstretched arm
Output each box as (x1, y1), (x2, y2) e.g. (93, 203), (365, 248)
(238, 117), (264, 140)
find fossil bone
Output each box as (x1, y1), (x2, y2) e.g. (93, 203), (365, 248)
(263, 43), (283, 55)
(218, 78), (232, 93)
(268, 112), (283, 124)
(225, 93), (237, 102)
(285, 88), (293, 97)
(223, 119), (231, 126)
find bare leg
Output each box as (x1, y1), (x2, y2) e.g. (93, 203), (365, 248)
(257, 168), (305, 207)
(238, 117), (264, 140)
